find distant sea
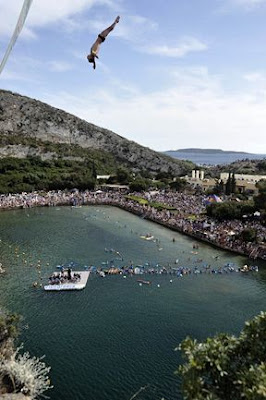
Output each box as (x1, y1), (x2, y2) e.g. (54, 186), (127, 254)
(165, 151), (266, 166)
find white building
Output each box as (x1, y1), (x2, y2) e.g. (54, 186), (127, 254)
(190, 170), (205, 181)
(182, 170), (263, 194)
(220, 173), (266, 183)
(182, 170), (216, 192)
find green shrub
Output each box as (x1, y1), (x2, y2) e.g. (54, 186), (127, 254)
(240, 228), (257, 242)
(206, 201), (255, 221)
(0, 312), (20, 344)
(129, 179), (147, 192)
(178, 312), (266, 400)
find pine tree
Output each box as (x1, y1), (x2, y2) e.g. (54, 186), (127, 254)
(219, 179), (225, 194)
(231, 172), (236, 194)
(225, 173), (232, 195)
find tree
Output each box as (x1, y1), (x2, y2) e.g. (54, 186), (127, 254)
(225, 172), (236, 195)
(116, 167), (131, 184)
(212, 179), (224, 195)
(0, 312), (20, 345)
(169, 178), (187, 191)
(178, 311), (266, 400)
(231, 172), (236, 194)
(225, 173), (232, 195)
(156, 171), (171, 181)
(254, 180), (266, 212)
(206, 202), (240, 220)
(0, 310), (52, 398)
(240, 228), (257, 242)
(129, 179), (147, 192)
(91, 161), (97, 180)
(206, 201), (255, 221)
(257, 161), (266, 172)
(219, 179), (225, 194)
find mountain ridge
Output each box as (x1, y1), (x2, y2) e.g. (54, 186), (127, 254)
(0, 89), (194, 176)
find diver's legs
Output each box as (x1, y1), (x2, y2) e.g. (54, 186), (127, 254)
(99, 16), (120, 38)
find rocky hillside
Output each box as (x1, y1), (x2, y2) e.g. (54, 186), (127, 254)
(206, 159), (266, 178)
(0, 90), (193, 175)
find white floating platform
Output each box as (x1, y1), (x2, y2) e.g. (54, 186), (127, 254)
(44, 271), (90, 291)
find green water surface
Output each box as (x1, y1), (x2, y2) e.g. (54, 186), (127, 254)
(0, 206), (266, 400)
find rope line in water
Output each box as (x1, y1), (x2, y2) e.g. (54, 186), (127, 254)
(129, 385), (150, 400)
(0, 0), (33, 75)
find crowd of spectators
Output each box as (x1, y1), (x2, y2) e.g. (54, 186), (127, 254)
(0, 189), (265, 260)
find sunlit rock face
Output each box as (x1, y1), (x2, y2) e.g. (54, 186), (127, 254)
(0, 89), (192, 175)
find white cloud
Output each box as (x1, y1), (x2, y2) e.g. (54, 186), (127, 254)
(231, 0), (266, 6)
(0, 69), (39, 83)
(114, 15), (158, 41)
(84, 14), (158, 42)
(244, 72), (263, 82)
(0, 0), (119, 38)
(219, 0), (266, 12)
(40, 67), (266, 154)
(139, 37), (208, 58)
(243, 72), (266, 82)
(28, 0), (115, 27)
(47, 60), (73, 72)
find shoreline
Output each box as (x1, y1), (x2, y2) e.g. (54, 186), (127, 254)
(0, 191), (265, 262)
(112, 204), (254, 259)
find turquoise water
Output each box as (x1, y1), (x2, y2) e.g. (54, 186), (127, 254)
(0, 206), (266, 400)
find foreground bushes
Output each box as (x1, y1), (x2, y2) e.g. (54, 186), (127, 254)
(0, 157), (96, 194)
(0, 310), (52, 398)
(178, 311), (266, 400)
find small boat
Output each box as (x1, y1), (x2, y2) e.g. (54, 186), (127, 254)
(140, 234), (154, 241)
(137, 279), (151, 285)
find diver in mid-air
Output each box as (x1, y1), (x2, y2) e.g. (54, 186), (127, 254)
(87, 16), (120, 70)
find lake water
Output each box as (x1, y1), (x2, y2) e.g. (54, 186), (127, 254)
(165, 151), (266, 166)
(0, 206), (266, 400)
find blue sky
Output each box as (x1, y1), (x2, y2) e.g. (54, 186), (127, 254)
(1, 0), (266, 153)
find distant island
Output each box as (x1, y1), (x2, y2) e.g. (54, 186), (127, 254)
(164, 148), (266, 166)
(167, 148), (252, 154)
